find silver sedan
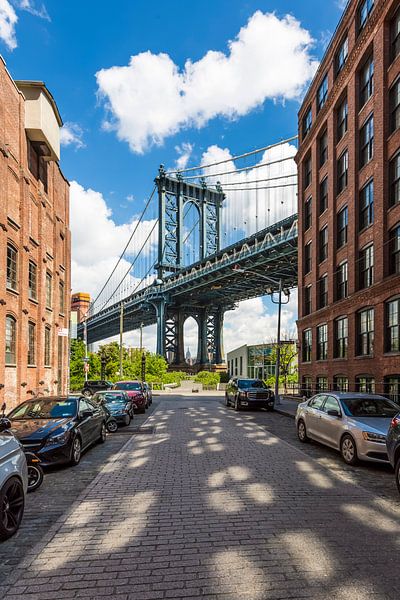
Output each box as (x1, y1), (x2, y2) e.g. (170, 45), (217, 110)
(295, 392), (399, 465)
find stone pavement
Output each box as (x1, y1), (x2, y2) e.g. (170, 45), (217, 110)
(3, 395), (400, 599)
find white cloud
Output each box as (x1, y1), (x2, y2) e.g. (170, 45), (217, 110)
(16, 0), (49, 20)
(60, 122), (85, 149)
(70, 181), (157, 311)
(96, 10), (318, 153)
(175, 142), (193, 171)
(0, 0), (18, 50)
(336, 0), (348, 10)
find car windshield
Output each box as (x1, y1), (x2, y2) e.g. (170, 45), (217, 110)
(9, 398), (77, 420)
(238, 379), (267, 389)
(341, 397), (399, 418)
(114, 382), (141, 391)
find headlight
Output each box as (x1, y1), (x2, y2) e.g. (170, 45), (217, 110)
(45, 431), (70, 446)
(362, 431), (386, 443)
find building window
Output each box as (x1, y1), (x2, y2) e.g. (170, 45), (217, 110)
(304, 285), (312, 316)
(389, 225), (400, 275)
(317, 177), (328, 215)
(318, 275), (328, 309)
(334, 376), (349, 392)
(390, 78), (400, 134)
(5, 315), (16, 365)
(359, 0), (374, 32)
(359, 245), (374, 289)
(357, 308), (374, 356)
(319, 226), (328, 263)
(317, 324), (328, 360)
(335, 316), (348, 358)
(386, 298), (400, 353)
(59, 281), (65, 314)
(239, 356), (243, 376)
(28, 261), (37, 300)
(337, 97), (348, 140)
(234, 357), (238, 376)
(360, 56), (374, 107)
(302, 106), (312, 139)
(336, 261), (348, 300)
(385, 376), (400, 404)
(303, 329), (312, 362)
(304, 197), (312, 230)
(390, 152), (400, 207)
(316, 377), (328, 392)
(392, 8), (400, 62)
(336, 206), (348, 249)
(304, 242), (312, 274)
(359, 179), (374, 230)
(317, 75), (328, 112)
(6, 243), (18, 291)
(44, 326), (51, 366)
(356, 375), (375, 393)
(337, 150), (348, 194)
(359, 114), (373, 167)
(304, 155), (312, 189)
(46, 272), (52, 308)
(319, 129), (328, 167)
(302, 376), (313, 397)
(28, 140), (48, 193)
(28, 322), (36, 366)
(336, 36), (349, 76)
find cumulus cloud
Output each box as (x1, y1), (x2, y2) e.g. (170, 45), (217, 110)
(175, 142), (193, 171)
(70, 181), (157, 312)
(0, 0), (18, 50)
(96, 11), (318, 153)
(60, 122), (85, 149)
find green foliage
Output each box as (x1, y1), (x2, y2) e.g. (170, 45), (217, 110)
(194, 371), (220, 386)
(219, 372), (230, 383)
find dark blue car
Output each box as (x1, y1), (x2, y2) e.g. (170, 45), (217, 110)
(386, 413), (400, 492)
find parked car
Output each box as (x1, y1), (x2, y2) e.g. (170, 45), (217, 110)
(143, 383), (153, 407)
(7, 396), (107, 467)
(296, 392), (399, 465)
(0, 409), (28, 541)
(386, 412), (400, 493)
(112, 381), (147, 413)
(92, 391), (134, 426)
(225, 378), (274, 411)
(81, 380), (113, 398)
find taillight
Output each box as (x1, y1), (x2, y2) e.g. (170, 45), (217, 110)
(391, 415), (400, 428)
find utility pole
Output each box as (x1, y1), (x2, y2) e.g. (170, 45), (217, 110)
(119, 303), (124, 378)
(83, 318), (88, 382)
(140, 322), (144, 352)
(274, 279), (282, 406)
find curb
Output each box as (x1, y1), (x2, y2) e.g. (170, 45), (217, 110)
(274, 407), (296, 419)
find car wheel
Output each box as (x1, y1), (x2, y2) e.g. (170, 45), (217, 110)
(70, 436), (82, 466)
(395, 457), (400, 495)
(341, 434), (358, 465)
(234, 396), (240, 411)
(27, 464), (44, 493)
(0, 477), (25, 541)
(106, 419), (118, 433)
(124, 414), (131, 426)
(98, 423), (107, 443)
(297, 419), (309, 443)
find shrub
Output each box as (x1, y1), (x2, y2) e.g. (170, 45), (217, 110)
(194, 371), (220, 386)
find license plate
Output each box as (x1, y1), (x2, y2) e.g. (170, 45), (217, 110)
(241, 401), (248, 406)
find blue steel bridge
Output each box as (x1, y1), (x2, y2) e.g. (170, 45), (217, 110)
(78, 139), (299, 367)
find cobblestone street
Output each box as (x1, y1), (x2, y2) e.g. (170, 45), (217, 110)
(2, 395), (400, 599)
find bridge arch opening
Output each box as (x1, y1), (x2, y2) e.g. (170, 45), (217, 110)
(183, 201), (201, 267)
(184, 316), (198, 366)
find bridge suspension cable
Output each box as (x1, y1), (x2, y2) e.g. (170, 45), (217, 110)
(181, 155), (296, 181)
(220, 173), (297, 187)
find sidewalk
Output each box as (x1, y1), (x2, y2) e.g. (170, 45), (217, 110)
(274, 395), (302, 418)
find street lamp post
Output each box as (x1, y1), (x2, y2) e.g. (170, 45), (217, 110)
(233, 267), (290, 406)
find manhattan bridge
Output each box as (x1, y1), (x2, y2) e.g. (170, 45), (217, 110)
(79, 137), (299, 368)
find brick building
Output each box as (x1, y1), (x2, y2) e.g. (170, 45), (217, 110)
(0, 58), (70, 409)
(297, 0), (400, 398)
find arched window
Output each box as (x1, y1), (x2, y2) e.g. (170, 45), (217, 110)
(5, 315), (17, 364)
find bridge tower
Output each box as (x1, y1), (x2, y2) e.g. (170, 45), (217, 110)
(153, 166), (226, 368)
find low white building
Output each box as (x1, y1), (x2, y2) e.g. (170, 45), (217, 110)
(226, 342), (297, 380)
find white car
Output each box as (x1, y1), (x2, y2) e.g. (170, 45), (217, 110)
(0, 416), (28, 541)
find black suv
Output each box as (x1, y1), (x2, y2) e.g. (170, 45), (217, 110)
(82, 380), (113, 397)
(226, 378), (274, 411)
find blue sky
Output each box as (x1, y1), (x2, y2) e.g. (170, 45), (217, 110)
(1, 0), (345, 352)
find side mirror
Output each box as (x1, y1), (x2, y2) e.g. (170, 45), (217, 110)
(0, 418), (11, 432)
(327, 409), (341, 418)
(81, 409), (93, 419)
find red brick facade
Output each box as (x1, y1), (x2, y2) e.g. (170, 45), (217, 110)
(0, 59), (70, 409)
(297, 0), (400, 396)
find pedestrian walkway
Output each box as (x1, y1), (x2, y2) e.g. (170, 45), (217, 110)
(4, 396), (400, 599)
